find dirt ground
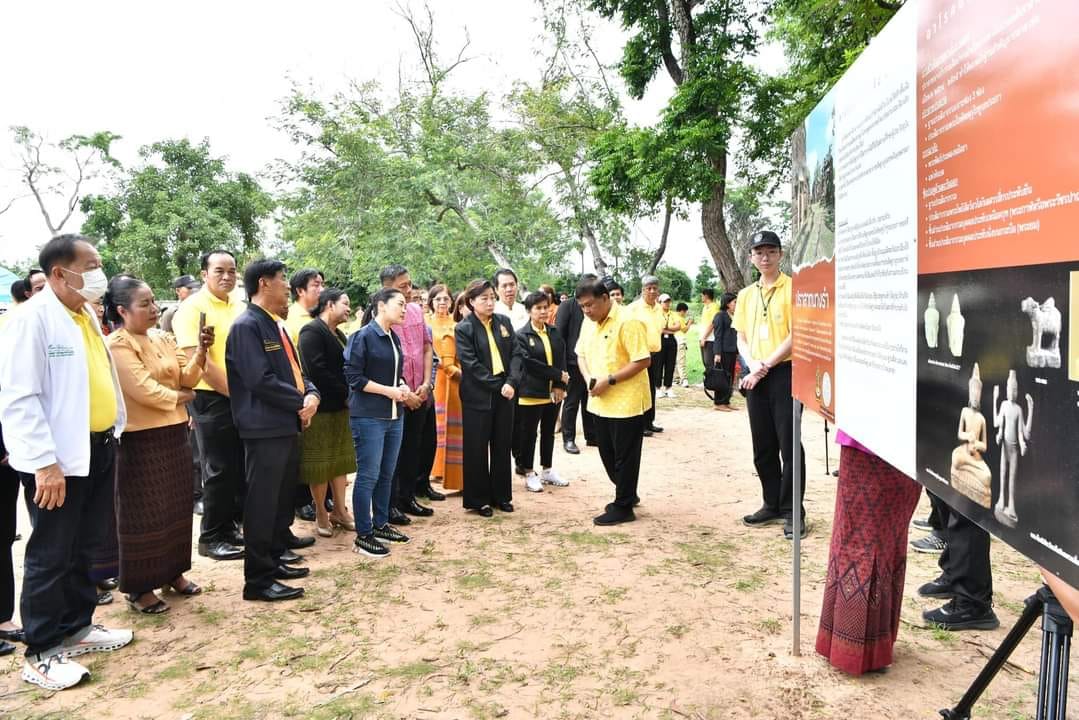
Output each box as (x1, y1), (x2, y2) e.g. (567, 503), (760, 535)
(0, 389), (1067, 719)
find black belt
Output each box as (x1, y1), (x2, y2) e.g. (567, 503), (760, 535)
(90, 427), (114, 445)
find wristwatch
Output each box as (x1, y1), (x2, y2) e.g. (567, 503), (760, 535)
(608, 374), (617, 386)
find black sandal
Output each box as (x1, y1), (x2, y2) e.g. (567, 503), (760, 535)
(165, 578), (202, 596)
(125, 593), (170, 614)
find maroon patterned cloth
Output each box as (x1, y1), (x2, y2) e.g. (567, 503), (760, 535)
(816, 445), (921, 675)
(115, 423), (193, 594)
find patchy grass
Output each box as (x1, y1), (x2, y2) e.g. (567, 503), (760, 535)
(457, 571), (495, 590)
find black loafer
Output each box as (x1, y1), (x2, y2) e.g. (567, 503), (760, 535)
(0, 628), (24, 643)
(274, 564), (310, 580)
(421, 486), (446, 501)
(389, 507), (412, 526)
(594, 507), (635, 526)
(473, 505), (494, 518)
(295, 503), (316, 522)
(0, 640), (15, 657)
(646, 424), (663, 433)
(497, 501), (514, 513)
(197, 541), (244, 561)
(224, 531), (245, 547)
(243, 582), (304, 602)
(287, 534), (316, 550)
(402, 499), (434, 517)
(642, 429), (654, 437)
(563, 441), (580, 454)
(279, 550), (305, 565)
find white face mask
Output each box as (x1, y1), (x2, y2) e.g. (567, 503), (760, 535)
(62, 267), (108, 302)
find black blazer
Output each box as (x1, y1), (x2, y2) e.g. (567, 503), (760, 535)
(515, 323), (567, 400)
(555, 298), (585, 367)
(455, 313), (521, 411)
(343, 321), (405, 419)
(713, 311), (738, 354)
(226, 304), (319, 440)
(298, 318), (349, 412)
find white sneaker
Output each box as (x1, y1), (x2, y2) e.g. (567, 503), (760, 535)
(541, 468), (569, 487)
(680, 379), (689, 388)
(656, 388), (667, 398)
(22, 652), (90, 690)
(61, 624), (133, 658)
(665, 387), (676, 399)
(524, 472), (544, 493)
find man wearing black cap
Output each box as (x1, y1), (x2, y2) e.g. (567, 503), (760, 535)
(732, 230), (807, 540)
(160, 275), (200, 334)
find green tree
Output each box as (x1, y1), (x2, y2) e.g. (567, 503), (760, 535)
(81, 138), (274, 290)
(694, 259), (718, 295)
(656, 264), (692, 302)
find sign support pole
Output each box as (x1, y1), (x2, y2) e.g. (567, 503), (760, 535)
(792, 398), (803, 656)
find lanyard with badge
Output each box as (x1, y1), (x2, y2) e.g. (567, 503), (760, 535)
(752, 281), (778, 348)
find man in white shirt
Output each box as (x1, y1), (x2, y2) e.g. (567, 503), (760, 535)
(493, 268), (529, 329)
(0, 235), (133, 691)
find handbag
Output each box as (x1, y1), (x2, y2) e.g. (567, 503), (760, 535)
(703, 364), (731, 400)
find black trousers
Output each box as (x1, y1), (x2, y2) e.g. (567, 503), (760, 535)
(242, 435), (300, 592)
(462, 396), (514, 509)
(0, 462), (18, 624)
(716, 351), (738, 406)
(561, 365), (596, 443)
(192, 391), (246, 543)
(188, 417), (203, 501)
(393, 402), (437, 507)
(517, 402), (559, 470)
(933, 494), (993, 609)
(700, 342), (716, 373)
(594, 414), (645, 510)
(745, 362), (806, 519)
(656, 335), (677, 387)
(19, 434), (116, 656)
(644, 352), (662, 425)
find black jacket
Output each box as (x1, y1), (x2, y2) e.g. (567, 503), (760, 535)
(226, 304), (319, 439)
(455, 313), (522, 411)
(343, 321), (405, 419)
(298, 318), (349, 412)
(515, 323), (567, 400)
(555, 298), (585, 367)
(713, 310), (738, 354)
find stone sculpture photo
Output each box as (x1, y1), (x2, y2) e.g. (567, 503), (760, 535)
(1021, 296), (1062, 369)
(950, 363), (992, 508)
(992, 370), (1033, 528)
(946, 294), (965, 358)
(924, 292), (939, 349)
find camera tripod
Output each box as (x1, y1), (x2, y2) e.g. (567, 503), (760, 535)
(941, 585), (1071, 720)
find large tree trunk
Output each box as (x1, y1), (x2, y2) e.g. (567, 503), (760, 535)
(647, 197), (673, 274)
(702, 157), (746, 292)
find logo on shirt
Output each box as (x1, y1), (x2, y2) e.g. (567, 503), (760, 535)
(529, 337), (536, 347)
(499, 326), (511, 338)
(263, 340), (283, 352)
(47, 344), (75, 358)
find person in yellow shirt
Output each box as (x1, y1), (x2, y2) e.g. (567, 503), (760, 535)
(672, 301), (692, 389)
(575, 278), (652, 526)
(628, 275), (665, 434)
(731, 230), (806, 540)
(698, 287), (719, 369)
(172, 250), (248, 562)
(285, 268), (325, 523)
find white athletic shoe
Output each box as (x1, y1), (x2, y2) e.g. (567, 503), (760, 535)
(680, 379), (689, 388)
(665, 387), (676, 399)
(525, 472), (544, 493)
(22, 652), (90, 690)
(61, 624), (133, 658)
(541, 468), (569, 487)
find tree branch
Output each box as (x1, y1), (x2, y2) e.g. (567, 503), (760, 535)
(655, 1), (685, 85)
(647, 196), (674, 274)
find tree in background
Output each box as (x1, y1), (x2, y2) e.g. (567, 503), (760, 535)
(11, 126), (121, 237)
(693, 258), (718, 295)
(656, 264), (692, 302)
(80, 138), (273, 289)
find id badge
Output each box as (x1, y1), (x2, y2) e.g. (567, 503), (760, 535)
(759, 325), (769, 341)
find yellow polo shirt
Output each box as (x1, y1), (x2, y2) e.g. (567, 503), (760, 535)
(575, 303), (652, 418)
(700, 301), (718, 340)
(173, 287), (245, 392)
(68, 307), (118, 432)
(519, 325), (553, 407)
(285, 302), (314, 346)
(481, 318), (505, 376)
(629, 298), (663, 353)
(731, 272), (792, 362)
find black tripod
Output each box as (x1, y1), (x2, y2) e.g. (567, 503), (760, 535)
(941, 585), (1071, 720)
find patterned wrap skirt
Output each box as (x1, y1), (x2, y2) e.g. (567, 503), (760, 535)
(299, 409), (357, 485)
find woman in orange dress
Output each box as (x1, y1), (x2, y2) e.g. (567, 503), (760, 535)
(428, 285), (464, 492)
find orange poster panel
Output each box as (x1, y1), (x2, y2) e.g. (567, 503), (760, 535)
(792, 258), (835, 421)
(917, 0), (1079, 274)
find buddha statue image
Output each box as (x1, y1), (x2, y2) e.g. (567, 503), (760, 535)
(992, 370), (1033, 528)
(946, 294), (965, 357)
(949, 363), (991, 507)
(924, 292), (940, 349)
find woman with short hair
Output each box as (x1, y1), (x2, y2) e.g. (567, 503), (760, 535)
(427, 285), (464, 493)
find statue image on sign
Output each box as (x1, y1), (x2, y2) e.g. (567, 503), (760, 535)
(950, 363), (991, 508)
(992, 370), (1033, 529)
(924, 292), (940, 349)
(946, 294), (965, 357)
(1021, 296), (1061, 369)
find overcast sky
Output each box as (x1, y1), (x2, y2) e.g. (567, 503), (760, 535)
(0, 0), (784, 279)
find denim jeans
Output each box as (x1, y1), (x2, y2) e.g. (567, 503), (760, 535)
(350, 416), (404, 536)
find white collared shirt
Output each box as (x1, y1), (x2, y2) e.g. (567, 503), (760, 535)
(495, 299), (529, 330)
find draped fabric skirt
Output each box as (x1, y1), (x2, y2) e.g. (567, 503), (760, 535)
(299, 409), (357, 485)
(433, 374), (464, 491)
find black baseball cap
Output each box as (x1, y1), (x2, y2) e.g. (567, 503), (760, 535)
(172, 274), (201, 290)
(750, 230), (782, 249)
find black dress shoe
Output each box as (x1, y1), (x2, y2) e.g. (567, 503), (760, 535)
(243, 582), (304, 602)
(193, 499), (204, 516)
(274, 564), (310, 580)
(389, 507), (412, 526)
(563, 440), (581, 454)
(497, 501), (514, 513)
(421, 486), (446, 501)
(224, 530), (245, 547)
(0, 628), (24, 643)
(642, 429), (654, 437)
(0, 640), (14, 657)
(287, 534), (316, 550)
(401, 499), (434, 517)
(279, 550), (305, 565)
(473, 505), (494, 517)
(647, 424), (663, 433)
(98, 577), (119, 591)
(295, 503), (317, 522)
(197, 541), (244, 561)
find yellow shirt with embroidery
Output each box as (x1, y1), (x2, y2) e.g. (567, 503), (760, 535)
(575, 303), (652, 418)
(285, 303), (315, 347)
(628, 298), (664, 353)
(481, 318), (505, 376)
(519, 325), (553, 407)
(731, 272), (792, 362)
(173, 287), (245, 392)
(68, 307), (118, 432)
